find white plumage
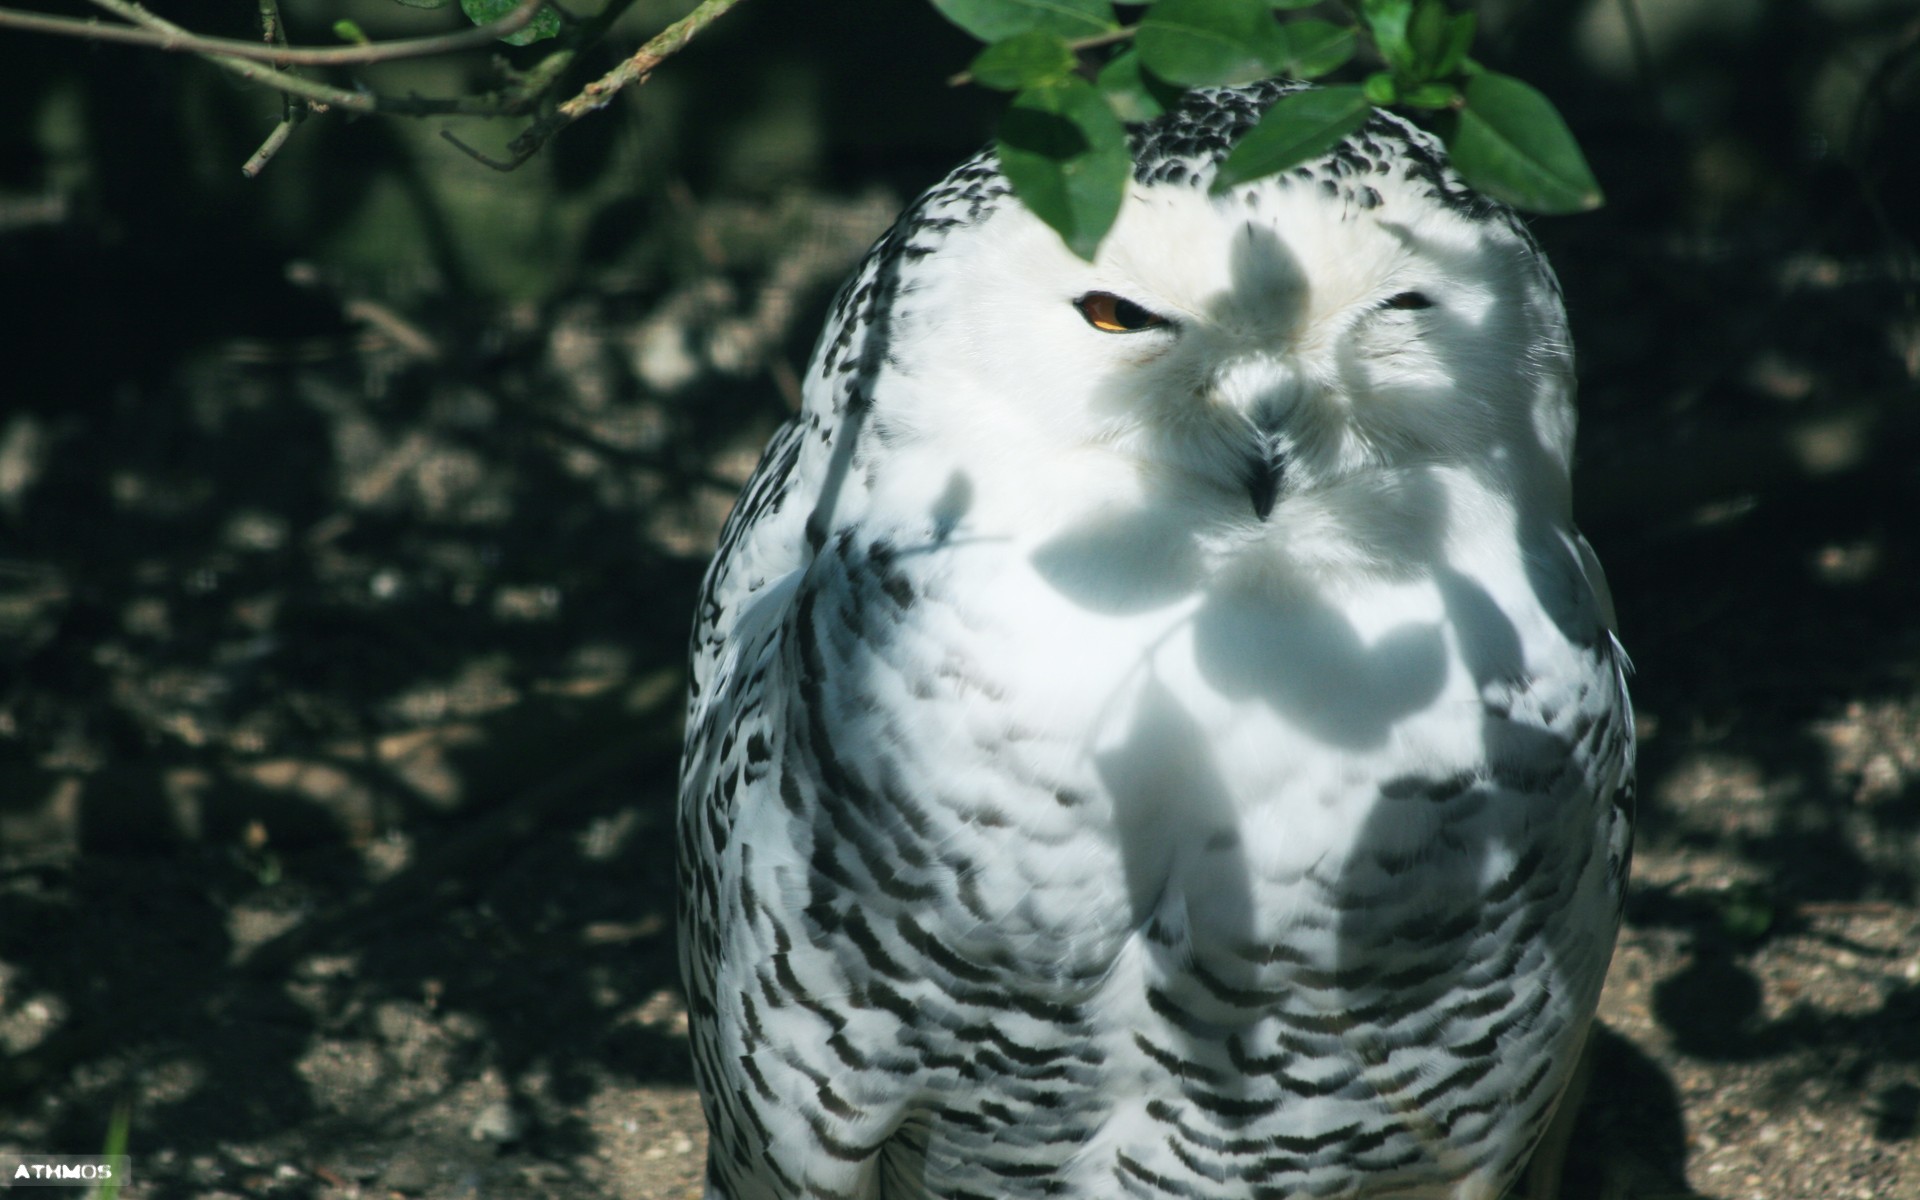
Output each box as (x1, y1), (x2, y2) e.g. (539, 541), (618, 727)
(678, 80), (1634, 1200)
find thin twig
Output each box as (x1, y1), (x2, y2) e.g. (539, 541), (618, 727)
(453, 0), (641, 124)
(1797, 900), (1902, 917)
(557, 0), (744, 120)
(0, 0), (541, 116)
(241, 117), (297, 177)
(440, 128), (532, 171)
(445, 0), (748, 172)
(0, 0), (734, 167)
(64, 0), (374, 110)
(0, 0), (544, 66)
(242, 0), (304, 178)
(342, 298), (443, 362)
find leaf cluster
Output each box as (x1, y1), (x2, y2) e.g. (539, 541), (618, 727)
(451, 0), (565, 47)
(356, 0), (563, 46)
(933, 0), (1603, 258)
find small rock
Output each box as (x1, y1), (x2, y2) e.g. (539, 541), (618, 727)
(469, 1100), (526, 1145)
(381, 1151), (437, 1195)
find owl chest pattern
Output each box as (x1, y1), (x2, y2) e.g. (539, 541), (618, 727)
(790, 528), (1574, 854)
(777, 530), (1618, 1064)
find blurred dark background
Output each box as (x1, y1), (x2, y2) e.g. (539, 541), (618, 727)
(1, 1), (1917, 1197)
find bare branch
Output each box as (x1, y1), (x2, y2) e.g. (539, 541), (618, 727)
(558, 0), (745, 120)
(440, 128), (532, 172)
(241, 0), (311, 177)
(461, 0), (747, 170)
(242, 117), (298, 177)
(0, 0), (550, 116)
(35, 0), (372, 111)
(0, 0), (739, 165)
(256, 0), (284, 46)
(0, 0), (546, 66)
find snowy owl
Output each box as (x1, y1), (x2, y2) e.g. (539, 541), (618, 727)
(677, 79), (1634, 1200)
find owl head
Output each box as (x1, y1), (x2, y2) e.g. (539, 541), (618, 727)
(811, 81), (1579, 561)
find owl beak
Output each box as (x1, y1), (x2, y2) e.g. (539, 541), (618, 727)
(1214, 362), (1297, 519)
(1246, 441), (1286, 520)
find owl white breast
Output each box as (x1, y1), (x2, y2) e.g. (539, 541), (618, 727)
(677, 79), (1634, 1200)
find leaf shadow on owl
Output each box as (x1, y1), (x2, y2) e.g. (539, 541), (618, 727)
(1028, 219), (1576, 743)
(971, 212), (1624, 1192)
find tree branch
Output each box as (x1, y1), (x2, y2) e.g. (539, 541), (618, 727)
(0, 0), (545, 66)
(472, 0), (749, 170)
(241, 116), (298, 177)
(239, 0), (305, 176)
(0, 0), (744, 167)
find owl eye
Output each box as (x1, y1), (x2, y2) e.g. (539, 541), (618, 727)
(1075, 292), (1169, 333)
(1383, 291), (1435, 311)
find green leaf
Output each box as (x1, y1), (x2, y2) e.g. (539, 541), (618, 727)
(1359, 0), (1414, 74)
(1433, 11), (1475, 78)
(1406, 0), (1450, 76)
(1136, 0), (1283, 87)
(1214, 84), (1373, 191)
(459, 0), (560, 44)
(996, 79), (1131, 260)
(970, 31), (1077, 91)
(1399, 80), (1459, 109)
(1443, 71), (1603, 214)
(333, 18), (370, 43)
(931, 0), (1117, 41)
(1262, 19), (1355, 78)
(1096, 49), (1184, 123)
(1398, 2), (1476, 83)
(1362, 71), (1398, 106)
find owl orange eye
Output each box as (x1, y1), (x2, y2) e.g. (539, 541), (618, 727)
(1075, 292), (1169, 333)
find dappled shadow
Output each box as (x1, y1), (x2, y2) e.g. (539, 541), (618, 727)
(0, 7), (988, 1193)
(1504, 5), (1920, 1183)
(0, 249), (818, 1193)
(1562, 1024), (1698, 1199)
(1, 0), (1917, 1194)
(998, 152), (1625, 1193)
